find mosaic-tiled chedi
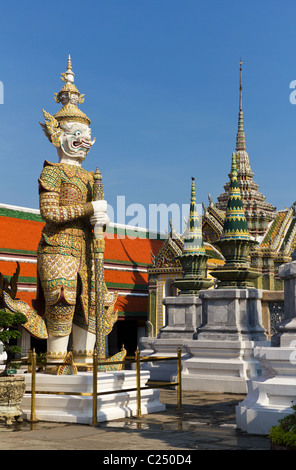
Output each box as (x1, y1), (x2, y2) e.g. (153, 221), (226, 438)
(173, 178), (213, 295)
(203, 61), (296, 290)
(210, 153), (260, 288)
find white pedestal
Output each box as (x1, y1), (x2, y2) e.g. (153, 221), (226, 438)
(140, 337), (266, 393)
(140, 337), (186, 382)
(187, 289), (268, 393)
(181, 340), (264, 394)
(236, 346), (296, 434)
(236, 260), (296, 435)
(140, 289), (268, 393)
(21, 370), (165, 424)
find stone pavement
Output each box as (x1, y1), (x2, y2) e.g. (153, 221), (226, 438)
(0, 389), (271, 451)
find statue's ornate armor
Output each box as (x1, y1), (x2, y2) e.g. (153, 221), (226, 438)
(1, 56), (125, 374)
(37, 160), (96, 337)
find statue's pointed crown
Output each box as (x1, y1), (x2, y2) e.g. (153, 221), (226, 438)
(53, 55), (90, 125)
(40, 56), (91, 146)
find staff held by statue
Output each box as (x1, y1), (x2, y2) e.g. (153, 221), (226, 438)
(92, 167), (107, 359)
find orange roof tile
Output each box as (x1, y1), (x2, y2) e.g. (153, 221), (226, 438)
(0, 216), (43, 252)
(0, 211), (164, 319)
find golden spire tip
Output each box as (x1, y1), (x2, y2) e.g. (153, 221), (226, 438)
(67, 54), (72, 71)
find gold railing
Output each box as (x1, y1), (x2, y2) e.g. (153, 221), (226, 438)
(24, 346), (182, 425)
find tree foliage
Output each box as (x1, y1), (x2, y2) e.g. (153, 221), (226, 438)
(0, 309), (27, 377)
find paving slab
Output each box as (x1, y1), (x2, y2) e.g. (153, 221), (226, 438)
(0, 389), (271, 452)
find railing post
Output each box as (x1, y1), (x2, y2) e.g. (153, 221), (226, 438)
(30, 348), (37, 422)
(177, 346), (182, 410)
(92, 349), (98, 425)
(27, 348), (32, 373)
(135, 347), (141, 417)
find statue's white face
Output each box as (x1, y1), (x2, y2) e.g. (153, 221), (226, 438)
(58, 122), (95, 164)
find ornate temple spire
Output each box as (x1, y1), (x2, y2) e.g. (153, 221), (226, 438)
(183, 177), (206, 254)
(236, 59), (246, 151)
(221, 152), (250, 241)
(215, 60), (277, 238)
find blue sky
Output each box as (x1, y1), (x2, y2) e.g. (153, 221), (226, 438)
(0, 0), (296, 230)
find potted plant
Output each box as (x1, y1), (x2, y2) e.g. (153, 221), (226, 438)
(269, 404), (296, 450)
(0, 308), (28, 425)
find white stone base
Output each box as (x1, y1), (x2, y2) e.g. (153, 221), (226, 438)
(21, 370), (166, 424)
(181, 340), (265, 394)
(140, 337), (266, 394)
(236, 346), (296, 435)
(140, 337), (186, 382)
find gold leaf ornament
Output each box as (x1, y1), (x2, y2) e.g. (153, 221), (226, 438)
(54, 93), (60, 104)
(40, 109), (61, 148)
(78, 94), (85, 104)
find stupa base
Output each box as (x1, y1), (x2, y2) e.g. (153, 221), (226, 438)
(210, 267), (260, 289)
(173, 278), (214, 296)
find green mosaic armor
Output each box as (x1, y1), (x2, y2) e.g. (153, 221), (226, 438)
(37, 160), (96, 336)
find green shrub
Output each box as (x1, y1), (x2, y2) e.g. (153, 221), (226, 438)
(269, 404), (296, 449)
(0, 309), (27, 377)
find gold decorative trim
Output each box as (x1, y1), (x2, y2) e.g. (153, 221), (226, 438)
(46, 351), (78, 375)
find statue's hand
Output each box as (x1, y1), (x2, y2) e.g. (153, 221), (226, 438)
(92, 200), (107, 213)
(90, 200), (110, 228)
(90, 212), (110, 228)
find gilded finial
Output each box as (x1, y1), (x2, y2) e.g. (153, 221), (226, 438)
(239, 58), (243, 109)
(67, 54), (72, 71)
(190, 177), (196, 203)
(236, 57), (246, 151)
(94, 167), (103, 181)
(93, 167), (104, 200)
(60, 54), (75, 84)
